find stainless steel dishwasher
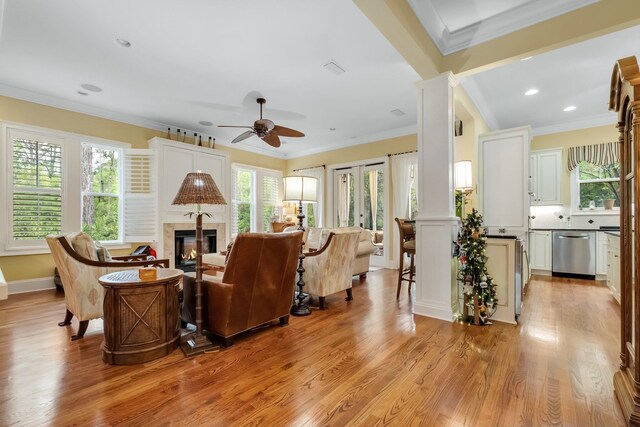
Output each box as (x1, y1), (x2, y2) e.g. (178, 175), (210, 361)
(552, 230), (596, 279)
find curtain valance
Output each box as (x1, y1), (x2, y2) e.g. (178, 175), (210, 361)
(567, 142), (619, 171)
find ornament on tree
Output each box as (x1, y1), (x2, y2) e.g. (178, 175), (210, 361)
(454, 209), (498, 325)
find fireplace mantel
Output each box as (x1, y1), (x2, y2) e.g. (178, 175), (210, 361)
(162, 222), (226, 269)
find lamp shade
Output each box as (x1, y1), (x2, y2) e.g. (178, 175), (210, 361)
(454, 161), (473, 190)
(283, 176), (317, 202)
(172, 171), (227, 205)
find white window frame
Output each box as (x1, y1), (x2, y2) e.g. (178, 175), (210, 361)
(0, 122), (130, 255)
(570, 161), (620, 214)
(80, 142), (126, 244)
(231, 163), (283, 237)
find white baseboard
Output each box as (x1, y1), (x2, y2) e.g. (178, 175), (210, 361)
(413, 300), (455, 322)
(8, 276), (56, 295)
(531, 269), (552, 276)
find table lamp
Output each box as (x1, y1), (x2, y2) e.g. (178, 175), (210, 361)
(172, 171), (226, 356)
(283, 175), (317, 316)
(454, 160), (473, 217)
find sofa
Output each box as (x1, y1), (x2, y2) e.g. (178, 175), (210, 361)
(305, 226), (375, 278)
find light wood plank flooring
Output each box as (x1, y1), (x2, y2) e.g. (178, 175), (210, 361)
(0, 271), (624, 426)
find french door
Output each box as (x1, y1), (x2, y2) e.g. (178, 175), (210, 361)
(333, 163), (385, 266)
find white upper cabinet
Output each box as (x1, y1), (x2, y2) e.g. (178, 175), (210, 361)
(479, 126), (532, 236)
(530, 149), (562, 206)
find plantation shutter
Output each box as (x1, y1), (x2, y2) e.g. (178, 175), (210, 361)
(11, 133), (63, 240)
(123, 149), (157, 242)
(262, 174), (279, 232)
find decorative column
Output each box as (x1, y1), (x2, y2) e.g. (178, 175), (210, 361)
(413, 72), (459, 321)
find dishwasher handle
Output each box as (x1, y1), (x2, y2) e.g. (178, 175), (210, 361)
(558, 234), (590, 239)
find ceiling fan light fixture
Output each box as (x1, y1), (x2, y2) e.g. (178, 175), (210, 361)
(323, 60), (346, 75)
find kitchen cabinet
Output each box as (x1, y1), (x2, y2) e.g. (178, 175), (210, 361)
(529, 230), (551, 272)
(479, 126), (531, 236)
(596, 231), (608, 276)
(606, 234), (620, 303)
(485, 237), (524, 325)
(530, 149), (562, 206)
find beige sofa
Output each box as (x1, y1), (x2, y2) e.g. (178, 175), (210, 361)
(305, 226), (375, 278)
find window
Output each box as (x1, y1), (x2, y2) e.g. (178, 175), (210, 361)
(81, 144), (123, 242)
(1, 124), (129, 254)
(231, 164), (282, 236)
(232, 167), (254, 235)
(409, 164), (418, 219)
(11, 134), (63, 241)
(574, 161), (620, 209)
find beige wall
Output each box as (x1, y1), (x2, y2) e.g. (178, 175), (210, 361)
(0, 96), (285, 283)
(531, 124), (619, 205)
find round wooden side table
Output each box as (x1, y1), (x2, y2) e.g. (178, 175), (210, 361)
(99, 268), (182, 365)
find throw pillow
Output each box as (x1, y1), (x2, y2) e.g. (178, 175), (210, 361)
(66, 232), (99, 261)
(224, 240), (234, 264)
(94, 242), (113, 262)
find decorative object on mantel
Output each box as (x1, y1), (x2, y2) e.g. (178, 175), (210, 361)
(454, 160), (473, 218)
(283, 175), (318, 316)
(172, 171), (227, 357)
(454, 209), (497, 326)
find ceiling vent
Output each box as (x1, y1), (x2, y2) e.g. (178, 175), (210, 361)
(323, 60), (346, 75)
(390, 109), (405, 116)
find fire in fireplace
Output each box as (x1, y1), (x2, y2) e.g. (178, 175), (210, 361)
(174, 229), (216, 273)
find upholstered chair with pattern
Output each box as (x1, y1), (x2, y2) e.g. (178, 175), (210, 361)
(46, 233), (169, 340)
(303, 229), (360, 309)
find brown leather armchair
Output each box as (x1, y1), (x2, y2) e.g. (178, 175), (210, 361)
(46, 233), (169, 340)
(182, 231), (303, 346)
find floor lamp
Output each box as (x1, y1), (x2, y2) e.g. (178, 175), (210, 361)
(283, 175), (318, 317)
(454, 160), (473, 217)
(172, 171), (226, 357)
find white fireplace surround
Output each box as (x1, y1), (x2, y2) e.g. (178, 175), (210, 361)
(162, 222), (226, 269)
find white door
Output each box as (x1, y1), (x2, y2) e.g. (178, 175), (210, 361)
(334, 163), (385, 267)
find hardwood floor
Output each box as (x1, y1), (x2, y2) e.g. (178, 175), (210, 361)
(0, 271), (624, 426)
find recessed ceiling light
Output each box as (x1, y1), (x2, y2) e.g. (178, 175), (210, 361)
(115, 38), (132, 48)
(81, 83), (102, 92)
(390, 109), (405, 116)
(525, 89), (539, 96)
(329, 128), (336, 131)
(563, 106), (577, 112)
(198, 121), (213, 126)
(77, 91), (88, 96)
(521, 56), (533, 61)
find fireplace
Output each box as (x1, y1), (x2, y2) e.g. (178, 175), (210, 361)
(174, 229), (216, 273)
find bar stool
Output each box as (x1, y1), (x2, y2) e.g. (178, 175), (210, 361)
(395, 218), (415, 299)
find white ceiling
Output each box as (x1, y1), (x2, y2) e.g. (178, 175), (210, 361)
(408, 0), (598, 55)
(0, 0), (420, 159)
(460, 25), (640, 135)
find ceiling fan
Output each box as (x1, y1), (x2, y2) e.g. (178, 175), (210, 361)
(218, 98), (304, 148)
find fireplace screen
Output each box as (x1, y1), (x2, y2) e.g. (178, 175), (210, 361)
(174, 229), (216, 272)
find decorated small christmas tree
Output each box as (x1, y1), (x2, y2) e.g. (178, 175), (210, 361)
(454, 209), (497, 325)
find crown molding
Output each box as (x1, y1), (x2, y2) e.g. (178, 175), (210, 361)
(284, 124), (417, 159)
(532, 112), (617, 136)
(457, 78), (501, 130)
(409, 0), (598, 55)
(0, 83), (290, 159)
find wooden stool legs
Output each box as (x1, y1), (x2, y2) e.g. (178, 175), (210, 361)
(397, 252), (415, 299)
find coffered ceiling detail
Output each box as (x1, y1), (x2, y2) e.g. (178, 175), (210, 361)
(408, 0), (599, 55)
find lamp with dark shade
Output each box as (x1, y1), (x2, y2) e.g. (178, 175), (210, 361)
(283, 175), (318, 316)
(172, 171), (226, 356)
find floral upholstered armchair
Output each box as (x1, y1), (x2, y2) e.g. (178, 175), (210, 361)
(303, 229), (360, 310)
(46, 232), (169, 340)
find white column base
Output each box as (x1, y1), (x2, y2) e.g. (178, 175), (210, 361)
(413, 217), (459, 321)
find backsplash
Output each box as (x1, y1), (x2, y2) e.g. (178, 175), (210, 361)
(529, 205), (619, 230)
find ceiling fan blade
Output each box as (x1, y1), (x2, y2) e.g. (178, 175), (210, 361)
(262, 133), (281, 148)
(273, 125), (305, 137)
(232, 130), (256, 144)
(218, 125), (254, 129)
